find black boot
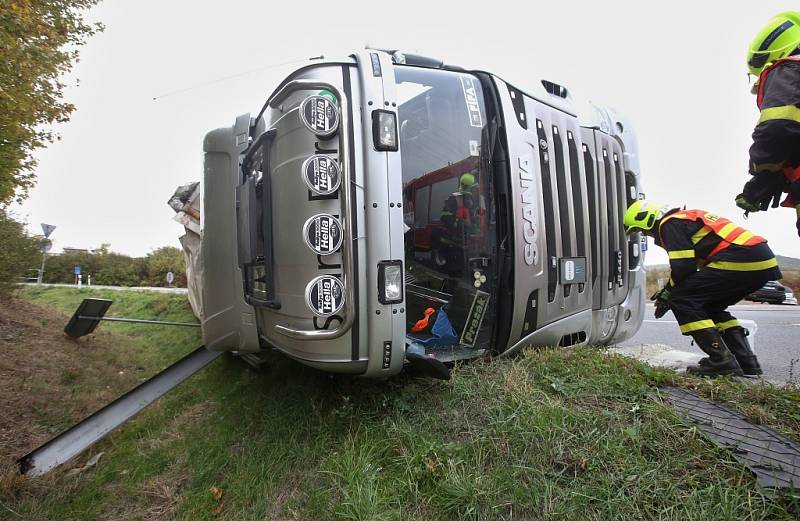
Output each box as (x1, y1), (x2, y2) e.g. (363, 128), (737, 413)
(722, 327), (762, 376)
(686, 328), (743, 377)
(697, 327), (763, 376)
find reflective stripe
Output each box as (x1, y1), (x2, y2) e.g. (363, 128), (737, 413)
(691, 227), (711, 244)
(668, 249), (695, 259)
(716, 319), (740, 331)
(706, 258), (779, 271)
(679, 319), (716, 334)
(716, 222), (738, 239)
(731, 231), (754, 245)
(758, 105), (800, 124)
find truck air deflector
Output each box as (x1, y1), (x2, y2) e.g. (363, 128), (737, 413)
(264, 80), (355, 341)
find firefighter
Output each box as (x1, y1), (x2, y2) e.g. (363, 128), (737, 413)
(624, 200), (781, 377)
(735, 12), (800, 235)
(440, 172), (478, 233)
(436, 172), (479, 273)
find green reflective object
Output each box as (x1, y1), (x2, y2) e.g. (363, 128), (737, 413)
(317, 90), (337, 103)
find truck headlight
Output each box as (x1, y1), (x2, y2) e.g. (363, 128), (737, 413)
(372, 110), (398, 151)
(378, 260), (403, 304)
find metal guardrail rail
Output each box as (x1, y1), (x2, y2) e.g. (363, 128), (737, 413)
(18, 346), (221, 476)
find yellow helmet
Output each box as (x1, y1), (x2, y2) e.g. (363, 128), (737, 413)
(459, 172), (477, 191)
(623, 200), (664, 234)
(747, 12), (800, 81)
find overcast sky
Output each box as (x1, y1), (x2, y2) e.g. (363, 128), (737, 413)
(11, 0), (800, 265)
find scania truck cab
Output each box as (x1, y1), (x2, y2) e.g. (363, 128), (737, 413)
(201, 49), (646, 378)
(18, 49), (651, 477)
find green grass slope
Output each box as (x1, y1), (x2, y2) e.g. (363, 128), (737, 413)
(2, 287), (799, 520)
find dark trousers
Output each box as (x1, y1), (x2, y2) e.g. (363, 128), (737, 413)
(668, 268), (775, 335)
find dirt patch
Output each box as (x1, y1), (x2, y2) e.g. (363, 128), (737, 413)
(266, 477), (306, 521)
(0, 294), (144, 480)
(143, 399), (218, 451)
(101, 466), (191, 521)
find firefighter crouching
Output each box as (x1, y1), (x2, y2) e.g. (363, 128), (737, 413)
(624, 200), (781, 377)
(735, 12), (800, 234)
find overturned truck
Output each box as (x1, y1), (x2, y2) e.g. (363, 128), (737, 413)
(200, 49), (646, 377)
(19, 49), (647, 476)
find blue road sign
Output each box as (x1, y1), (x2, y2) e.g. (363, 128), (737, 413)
(74, 265), (81, 275)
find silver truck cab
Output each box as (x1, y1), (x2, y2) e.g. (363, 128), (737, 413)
(200, 49), (645, 378)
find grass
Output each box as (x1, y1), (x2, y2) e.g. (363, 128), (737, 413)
(1, 286), (799, 520)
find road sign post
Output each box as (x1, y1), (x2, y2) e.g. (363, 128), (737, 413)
(166, 271), (174, 287)
(37, 224), (56, 284)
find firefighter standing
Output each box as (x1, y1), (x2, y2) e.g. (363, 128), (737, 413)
(735, 12), (800, 235)
(624, 200), (781, 377)
(437, 172), (479, 273)
(440, 172), (479, 235)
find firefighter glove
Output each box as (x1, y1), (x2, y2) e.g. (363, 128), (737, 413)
(735, 194), (761, 213)
(654, 300), (670, 319)
(650, 287), (670, 319)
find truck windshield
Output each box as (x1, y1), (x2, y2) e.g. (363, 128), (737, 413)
(397, 66), (497, 355)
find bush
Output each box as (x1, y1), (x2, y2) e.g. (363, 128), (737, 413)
(0, 210), (41, 292)
(142, 246), (186, 287)
(778, 269), (800, 295)
(645, 265), (670, 297)
(41, 244), (186, 287)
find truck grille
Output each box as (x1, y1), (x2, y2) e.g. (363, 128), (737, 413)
(536, 119), (558, 303)
(567, 131), (585, 293)
(583, 142), (600, 291)
(552, 126), (572, 298)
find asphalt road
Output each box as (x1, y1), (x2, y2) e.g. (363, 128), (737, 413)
(620, 303), (800, 385)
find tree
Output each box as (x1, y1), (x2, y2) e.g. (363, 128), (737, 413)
(0, 0), (103, 205)
(0, 209), (41, 291)
(143, 246), (186, 287)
